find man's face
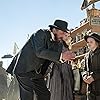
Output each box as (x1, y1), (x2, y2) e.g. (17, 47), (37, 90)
(53, 28), (70, 41)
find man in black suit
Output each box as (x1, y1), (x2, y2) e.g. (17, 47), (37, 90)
(6, 19), (75, 100)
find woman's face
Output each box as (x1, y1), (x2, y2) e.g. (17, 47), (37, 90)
(87, 37), (98, 51)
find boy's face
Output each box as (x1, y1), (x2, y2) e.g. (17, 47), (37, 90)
(87, 37), (98, 50)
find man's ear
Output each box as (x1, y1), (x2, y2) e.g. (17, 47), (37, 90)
(52, 28), (57, 34)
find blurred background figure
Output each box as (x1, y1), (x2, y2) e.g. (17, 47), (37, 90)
(0, 61), (7, 100)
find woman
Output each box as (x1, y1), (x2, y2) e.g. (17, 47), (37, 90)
(49, 40), (75, 100)
(82, 33), (100, 100)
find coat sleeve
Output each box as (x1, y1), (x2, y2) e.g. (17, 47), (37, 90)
(32, 29), (62, 63)
(92, 69), (100, 80)
(92, 52), (100, 81)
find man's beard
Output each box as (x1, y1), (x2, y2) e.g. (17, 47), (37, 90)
(54, 34), (62, 42)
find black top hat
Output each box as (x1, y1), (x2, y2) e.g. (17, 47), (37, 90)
(49, 19), (69, 32)
(84, 33), (100, 42)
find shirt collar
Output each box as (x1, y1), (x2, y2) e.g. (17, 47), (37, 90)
(50, 32), (55, 41)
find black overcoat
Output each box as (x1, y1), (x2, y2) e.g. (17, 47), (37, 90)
(85, 48), (100, 96)
(7, 29), (62, 75)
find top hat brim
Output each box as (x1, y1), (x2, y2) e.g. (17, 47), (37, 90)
(49, 25), (69, 32)
(84, 35), (100, 42)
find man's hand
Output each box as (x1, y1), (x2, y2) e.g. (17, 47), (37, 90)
(62, 51), (75, 61)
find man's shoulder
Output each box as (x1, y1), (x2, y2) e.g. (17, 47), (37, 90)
(40, 29), (50, 33)
(35, 29), (50, 34)
(33, 29), (51, 37)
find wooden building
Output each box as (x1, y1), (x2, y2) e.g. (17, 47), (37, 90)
(71, 7), (100, 65)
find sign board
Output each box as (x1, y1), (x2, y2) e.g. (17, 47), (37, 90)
(90, 17), (100, 26)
